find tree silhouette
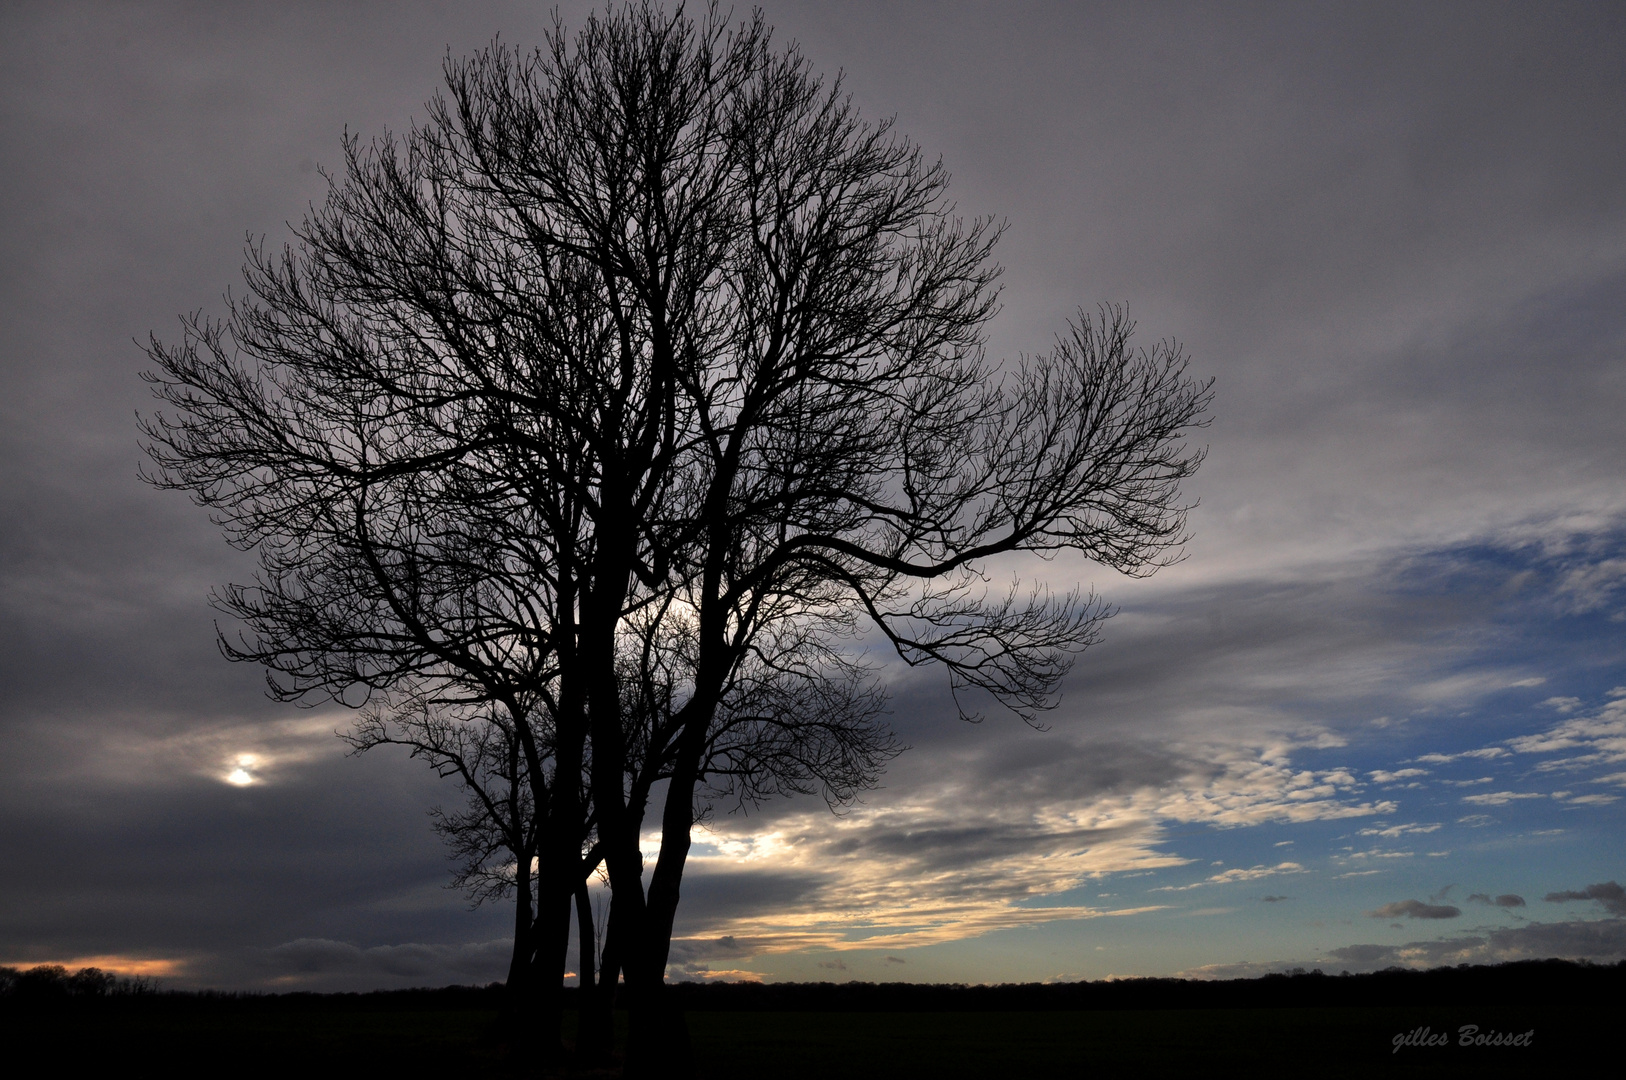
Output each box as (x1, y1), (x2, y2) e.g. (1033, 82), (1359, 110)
(141, 3), (1210, 1073)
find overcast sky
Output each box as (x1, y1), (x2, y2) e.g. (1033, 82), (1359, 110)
(3, 0), (1624, 990)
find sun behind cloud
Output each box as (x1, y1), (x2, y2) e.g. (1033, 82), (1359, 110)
(224, 754), (258, 786)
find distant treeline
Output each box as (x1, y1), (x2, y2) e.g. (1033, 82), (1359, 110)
(4, 957), (1620, 1013)
(660, 959), (1625, 1011)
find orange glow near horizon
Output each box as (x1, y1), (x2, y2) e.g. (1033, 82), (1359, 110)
(3, 954), (184, 977)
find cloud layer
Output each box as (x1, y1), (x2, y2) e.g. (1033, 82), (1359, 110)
(3, 1), (1624, 987)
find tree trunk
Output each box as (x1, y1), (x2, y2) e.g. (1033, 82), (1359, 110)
(574, 875), (597, 994)
(532, 880), (571, 1065)
(526, 831), (576, 1066)
(502, 855), (536, 1049)
(623, 975), (692, 1080)
(584, 497), (658, 1064)
(623, 718), (709, 1079)
(578, 883), (618, 1061)
(572, 875), (600, 1060)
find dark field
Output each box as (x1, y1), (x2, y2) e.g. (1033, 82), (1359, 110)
(0, 1004), (1601, 1077)
(2, 962), (1613, 1078)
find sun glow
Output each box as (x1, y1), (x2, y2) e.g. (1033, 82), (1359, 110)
(224, 754), (259, 786)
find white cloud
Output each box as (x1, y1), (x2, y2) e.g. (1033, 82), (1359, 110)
(1411, 747), (1509, 764)
(1356, 822), (1441, 839)
(1151, 745), (1396, 827)
(1461, 791), (1546, 806)
(1507, 698), (1626, 763)
(1337, 848), (1414, 861)
(1553, 557), (1626, 615)
(1152, 862), (1307, 891)
(1369, 768), (1429, 783)
(666, 728), (1393, 956)
(82, 714), (349, 788)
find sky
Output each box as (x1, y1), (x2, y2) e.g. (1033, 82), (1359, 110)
(2, 0), (1624, 991)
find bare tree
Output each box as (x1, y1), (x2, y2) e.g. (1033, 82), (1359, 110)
(139, 2), (900, 1066)
(143, 3), (1209, 1074)
(425, 10), (1210, 1075)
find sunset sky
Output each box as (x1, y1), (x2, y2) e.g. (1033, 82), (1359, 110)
(3, 1), (1624, 990)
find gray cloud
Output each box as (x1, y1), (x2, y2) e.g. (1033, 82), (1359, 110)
(1326, 918), (1626, 971)
(1176, 960), (1316, 980)
(823, 819), (1145, 877)
(672, 871), (829, 933)
(3, 1), (1625, 987)
(1543, 881), (1626, 916)
(248, 937), (512, 991)
(1323, 944), (1401, 967)
(0, 737), (508, 985)
(1368, 900), (1461, 920)
(1467, 893), (1527, 908)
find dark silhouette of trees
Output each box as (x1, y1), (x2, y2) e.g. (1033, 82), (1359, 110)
(142, 3), (1210, 1074)
(0, 964), (157, 1002)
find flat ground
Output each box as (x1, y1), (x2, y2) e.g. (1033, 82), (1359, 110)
(1, 1003), (1598, 1078)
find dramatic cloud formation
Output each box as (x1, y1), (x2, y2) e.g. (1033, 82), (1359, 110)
(3, 1), (1624, 987)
